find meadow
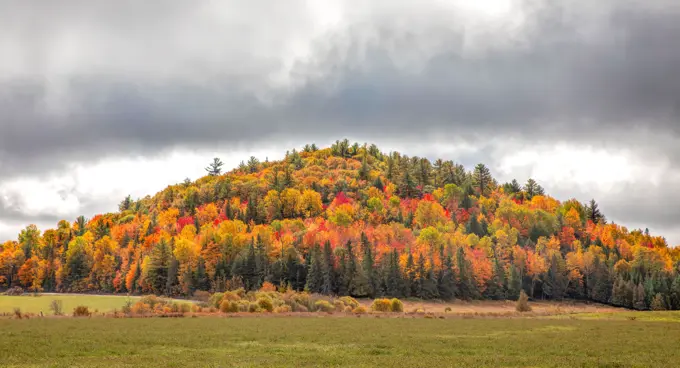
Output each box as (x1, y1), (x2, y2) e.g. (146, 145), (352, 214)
(1, 314), (680, 367)
(0, 294), (194, 315)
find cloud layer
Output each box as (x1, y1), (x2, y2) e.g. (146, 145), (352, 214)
(1, 0), (680, 243)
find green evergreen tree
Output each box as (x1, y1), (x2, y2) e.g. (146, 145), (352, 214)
(146, 239), (172, 295)
(305, 244), (323, 293)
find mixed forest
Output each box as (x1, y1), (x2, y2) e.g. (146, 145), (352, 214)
(1, 140), (680, 310)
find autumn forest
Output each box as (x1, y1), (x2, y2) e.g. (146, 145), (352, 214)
(2, 140), (679, 311)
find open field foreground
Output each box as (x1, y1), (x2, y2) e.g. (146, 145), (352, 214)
(1, 315), (680, 367)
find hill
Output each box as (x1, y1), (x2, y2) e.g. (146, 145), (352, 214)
(1, 139), (679, 310)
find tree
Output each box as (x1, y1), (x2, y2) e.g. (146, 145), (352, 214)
(516, 290), (532, 312)
(586, 199), (605, 224)
(205, 158), (224, 176)
(321, 241), (336, 295)
(524, 179), (544, 200)
(305, 244), (323, 293)
(146, 239), (172, 295)
(473, 164), (492, 197)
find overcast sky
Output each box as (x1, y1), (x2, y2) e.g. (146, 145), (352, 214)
(1, 0), (680, 245)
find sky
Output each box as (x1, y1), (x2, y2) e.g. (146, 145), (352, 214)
(1, 0), (680, 245)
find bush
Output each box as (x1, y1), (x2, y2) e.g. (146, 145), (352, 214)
(651, 293), (667, 311)
(343, 306), (353, 313)
(131, 302), (152, 315)
(193, 290), (211, 302)
(209, 292), (225, 308)
(352, 306), (367, 314)
(333, 300), (345, 311)
(180, 303), (192, 313)
(6, 286), (23, 296)
(371, 298), (392, 312)
(122, 298), (133, 314)
(314, 300), (335, 313)
(237, 300), (251, 312)
(222, 291), (241, 302)
(220, 300), (238, 313)
(444, 307), (452, 313)
(256, 297), (274, 312)
(390, 298), (404, 313)
(338, 296), (359, 309)
(274, 305), (292, 313)
(13, 308), (22, 319)
(139, 295), (163, 309)
(260, 281), (277, 292)
(49, 300), (64, 316)
(73, 306), (91, 317)
(248, 302), (262, 313)
(516, 290), (532, 312)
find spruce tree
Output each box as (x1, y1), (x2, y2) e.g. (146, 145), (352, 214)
(305, 244), (323, 293)
(437, 255), (457, 301)
(147, 239), (172, 295)
(321, 241), (336, 295)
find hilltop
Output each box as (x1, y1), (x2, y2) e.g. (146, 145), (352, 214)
(1, 139), (679, 310)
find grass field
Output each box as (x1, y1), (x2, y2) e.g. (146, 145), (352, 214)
(1, 315), (679, 367)
(0, 294), (193, 315)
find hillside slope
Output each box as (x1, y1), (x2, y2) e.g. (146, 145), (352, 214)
(1, 140), (679, 310)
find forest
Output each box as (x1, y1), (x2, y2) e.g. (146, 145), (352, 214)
(1, 139), (679, 310)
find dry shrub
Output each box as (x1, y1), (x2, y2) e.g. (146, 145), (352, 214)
(371, 298), (392, 312)
(237, 300), (251, 312)
(209, 292), (225, 308)
(260, 281), (277, 292)
(193, 290), (211, 302)
(49, 300), (64, 316)
(248, 302), (262, 313)
(444, 307), (452, 313)
(333, 300), (345, 311)
(6, 286), (24, 296)
(390, 298), (404, 313)
(338, 296), (360, 309)
(343, 306), (353, 313)
(73, 306), (91, 317)
(257, 297), (274, 312)
(352, 306), (367, 314)
(274, 305), (292, 313)
(314, 300), (335, 313)
(191, 304), (201, 313)
(13, 308), (22, 319)
(139, 295), (163, 309)
(516, 290), (532, 312)
(222, 291), (241, 302)
(131, 303), (152, 315)
(220, 300), (239, 313)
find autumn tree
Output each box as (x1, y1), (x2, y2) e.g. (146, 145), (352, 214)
(205, 158), (224, 176)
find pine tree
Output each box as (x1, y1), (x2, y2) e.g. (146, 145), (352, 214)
(321, 241), (336, 295)
(305, 244), (323, 293)
(508, 265), (522, 300)
(633, 283), (647, 310)
(205, 158), (224, 176)
(405, 251), (417, 297)
(473, 163), (492, 197)
(456, 247), (478, 300)
(361, 233), (379, 297)
(385, 250), (404, 298)
(146, 239), (172, 295)
(437, 255), (457, 301)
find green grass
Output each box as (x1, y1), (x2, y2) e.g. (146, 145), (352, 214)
(1, 315), (679, 367)
(0, 294), (192, 315)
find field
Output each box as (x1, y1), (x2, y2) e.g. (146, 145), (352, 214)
(1, 314), (680, 367)
(0, 294), (192, 315)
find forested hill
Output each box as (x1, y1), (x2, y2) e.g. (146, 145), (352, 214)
(2, 140), (680, 310)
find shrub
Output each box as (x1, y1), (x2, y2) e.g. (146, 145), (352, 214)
(444, 307), (452, 313)
(191, 304), (201, 313)
(390, 298), (404, 313)
(292, 303), (309, 313)
(193, 290), (211, 302)
(260, 281), (277, 292)
(73, 306), (91, 317)
(314, 300), (335, 313)
(13, 308), (22, 319)
(119, 298), (133, 314)
(139, 295), (163, 309)
(222, 291), (241, 302)
(651, 293), (667, 311)
(6, 286), (23, 296)
(352, 306), (367, 314)
(274, 305), (292, 313)
(220, 300), (238, 313)
(180, 303), (192, 313)
(338, 296), (359, 309)
(49, 300), (64, 316)
(237, 300), (251, 312)
(248, 302), (262, 313)
(371, 298), (392, 312)
(516, 290), (532, 312)
(333, 300), (345, 311)
(256, 297), (274, 312)
(131, 302), (152, 315)
(209, 292), (225, 308)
